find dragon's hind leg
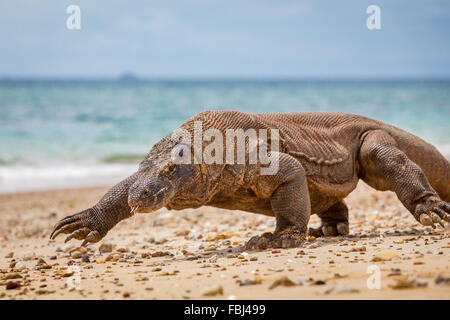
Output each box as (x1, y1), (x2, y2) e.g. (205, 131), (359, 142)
(359, 130), (450, 228)
(308, 201), (349, 237)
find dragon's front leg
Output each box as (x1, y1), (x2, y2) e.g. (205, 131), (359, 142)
(50, 172), (141, 246)
(245, 153), (311, 250)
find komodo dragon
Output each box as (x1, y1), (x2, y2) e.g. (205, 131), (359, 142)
(50, 111), (450, 249)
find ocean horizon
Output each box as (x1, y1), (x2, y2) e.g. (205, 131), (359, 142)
(1, 78), (449, 193)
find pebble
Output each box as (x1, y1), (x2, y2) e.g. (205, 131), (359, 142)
(4, 273), (22, 280)
(239, 278), (262, 286)
(105, 253), (120, 262)
(269, 276), (296, 290)
(434, 274), (450, 286)
(293, 277), (308, 285)
(81, 254), (90, 263)
(389, 277), (428, 289)
(36, 289), (54, 295)
(201, 285), (223, 296)
(36, 258), (47, 266)
(372, 251), (400, 262)
(36, 264), (52, 270)
(151, 251), (169, 257)
(268, 267), (284, 272)
(14, 261), (25, 271)
(61, 243), (76, 252)
(345, 246), (366, 253)
(22, 252), (35, 261)
(99, 243), (113, 253)
(182, 293), (192, 300)
(208, 255), (218, 263)
(323, 284), (360, 295)
(6, 281), (20, 290)
(71, 251), (82, 259)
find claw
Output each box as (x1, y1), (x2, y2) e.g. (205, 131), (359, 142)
(245, 233), (272, 250)
(433, 207), (450, 223)
(308, 227), (323, 238)
(64, 227), (90, 243)
(281, 238), (298, 248)
(50, 221), (83, 240)
(50, 219), (73, 239)
(430, 212), (445, 228)
(80, 230), (101, 247)
(419, 214), (435, 228)
(322, 225), (336, 237)
(445, 213), (450, 223)
(440, 202), (450, 212)
(336, 222), (349, 235)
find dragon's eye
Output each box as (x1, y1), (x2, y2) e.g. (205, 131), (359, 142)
(163, 162), (177, 173)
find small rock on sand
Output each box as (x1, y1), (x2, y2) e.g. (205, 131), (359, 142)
(323, 284), (360, 295)
(71, 251), (82, 259)
(435, 274), (450, 286)
(61, 243), (76, 252)
(6, 281), (20, 290)
(14, 261), (25, 271)
(208, 254), (218, 263)
(269, 276), (296, 290)
(389, 277), (427, 289)
(372, 251), (400, 262)
(99, 243), (113, 253)
(201, 285), (223, 296)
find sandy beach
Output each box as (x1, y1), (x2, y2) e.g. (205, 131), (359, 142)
(0, 182), (449, 300)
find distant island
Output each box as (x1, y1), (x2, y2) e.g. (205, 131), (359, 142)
(118, 72), (140, 82)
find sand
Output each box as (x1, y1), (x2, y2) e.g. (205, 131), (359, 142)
(0, 182), (449, 300)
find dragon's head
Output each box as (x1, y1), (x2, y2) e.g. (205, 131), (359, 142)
(128, 140), (201, 213)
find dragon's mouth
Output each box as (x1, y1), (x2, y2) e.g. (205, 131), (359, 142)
(129, 185), (173, 214)
(131, 205), (148, 214)
(130, 203), (164, 214)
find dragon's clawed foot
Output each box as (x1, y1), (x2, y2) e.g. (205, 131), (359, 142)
(50, 208), (106, 246)
(245, 229), (306, 250)
(308, 221), (349, 237)
(415, 198), (450, 229)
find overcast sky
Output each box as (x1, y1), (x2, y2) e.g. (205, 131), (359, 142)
(1, 0), (449, 78)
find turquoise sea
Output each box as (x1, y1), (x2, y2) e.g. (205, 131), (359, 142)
(1, 79), (449, 193)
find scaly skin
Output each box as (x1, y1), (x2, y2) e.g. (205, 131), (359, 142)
(51, 111), (450, 250)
